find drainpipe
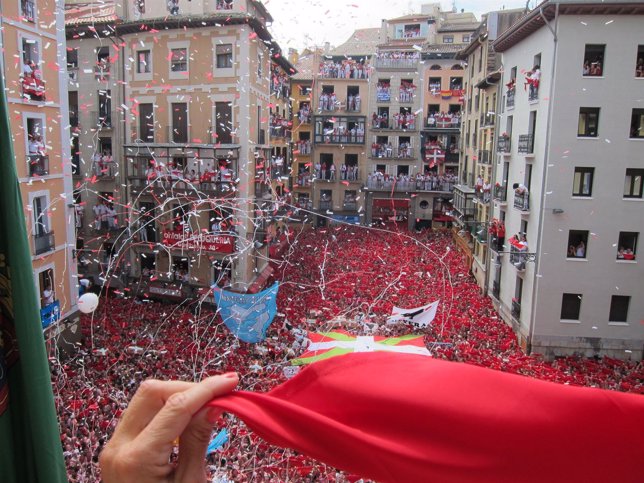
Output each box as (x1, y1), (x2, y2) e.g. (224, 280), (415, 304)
(529, 2), (559, 354)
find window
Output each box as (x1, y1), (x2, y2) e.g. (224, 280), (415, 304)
(403, 24), (421, 38)
(137, 50), (150, 73)
(450, 77), (463, 90)
(138, 103), (154, 142)
(636, 45), (644, 77)
(624, 169), (644, 198)
(171, 103), (188, 143)
(462, 35), (470, 43)
(630, 109), (644, 138)
(98, 90), (111, 127)
(39, 269), (54, 309)
(428, 77), (441, 91)
(257, 52), (263, 79)
(443, 36), (454, 44)
(170, 48), (187, 72)
(567, 230), (589, 259)
(214, 102), (232, 144)
(216, 44), (233, 69)
(617, 232), (638, 260)
(20, 0), (36, 22)
(22, 36), (40, 71)
(609, 296), (630, 323)
(560, 293), (582, 320)
(578, 107), (599, 137)
(583, 44), (605, 76)
(572, 167), (594, 197)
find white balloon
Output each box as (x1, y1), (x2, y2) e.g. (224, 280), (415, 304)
(78, 292), (99, 314)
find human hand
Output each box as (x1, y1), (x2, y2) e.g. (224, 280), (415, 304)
(100, 374), (238, 483)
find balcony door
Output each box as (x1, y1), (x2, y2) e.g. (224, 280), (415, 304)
(33, 195), (49, 235)
(171, 103), (188, 143)
(139, 103), (154, 142)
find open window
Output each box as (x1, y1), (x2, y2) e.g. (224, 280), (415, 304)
(616, 232), (638, 260)
(609, 296), (630, 323)
(630, 109), (644, 138)
(583, 44), (605, 76)
(560, 293), (582, 321)
(567, 230), (589, 259)
(578, 107), (599, 137)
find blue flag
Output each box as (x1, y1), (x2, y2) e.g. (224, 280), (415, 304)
(213, 282), (279, 343)
(206, 429), (229, 454)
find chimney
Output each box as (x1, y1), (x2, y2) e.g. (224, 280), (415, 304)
(324, 42), (331, 54)
(288, 48), (299, 65)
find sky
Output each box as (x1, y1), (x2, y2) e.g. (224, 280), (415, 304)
(265, 0), (535, 52)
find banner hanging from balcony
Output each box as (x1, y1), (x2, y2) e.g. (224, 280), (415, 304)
(425, 148), (445, 168)
(162, 230), (234, 253)
(212, 282), (279, 343)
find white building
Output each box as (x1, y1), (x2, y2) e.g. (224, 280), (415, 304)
(490, 0), (644, 360)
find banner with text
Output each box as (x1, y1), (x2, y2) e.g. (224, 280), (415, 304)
(162, 230), (234, 253)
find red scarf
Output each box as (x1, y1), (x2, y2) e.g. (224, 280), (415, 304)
(209, 352), (644, 483)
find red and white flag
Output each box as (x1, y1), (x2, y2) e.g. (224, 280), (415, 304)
(388, 300), (439, 327)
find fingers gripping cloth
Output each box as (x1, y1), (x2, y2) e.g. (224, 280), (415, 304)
(208, 352), (644, 483)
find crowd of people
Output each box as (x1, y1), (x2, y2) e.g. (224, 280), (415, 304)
(399, 82), (415, 103)
(371, 111), (417, 130)
(318, 125), (365, 144)
(366, 171), (456, 192)
(374, 51), (420, 68)
(312, 162), (359, 182)
(318, 60), (370, 79)
(271, 66), (290, 99)
(52, 228), (643, 482)
(92, 150), (115, 177)
(294, 139), (311, 155)
(319, 92), (338, 111)
(371, 141), (414, 159)
(269, 114), (291, 139)
(92, 199), (119, 231)
(427, 111), (461, 128)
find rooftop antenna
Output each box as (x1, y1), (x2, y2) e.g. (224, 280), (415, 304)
(452, 0), (457, 13)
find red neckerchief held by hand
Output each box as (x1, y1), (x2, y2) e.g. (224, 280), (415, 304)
(208, 352), (644, 483)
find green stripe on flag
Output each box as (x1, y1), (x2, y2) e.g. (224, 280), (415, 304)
(317, 331), (355, 342)
(379, 334), (423, 346)
(292, 347), (354, 365)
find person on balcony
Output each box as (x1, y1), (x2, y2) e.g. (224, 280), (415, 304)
(93, 201), (106, 230)
(329, 163), (336, 181)
(525, 65), (540, 98)
(28, 134), (45, 156)
(42, 284), (54, 308)
(167, 0), (179, 15)
(483, 181), (491, 202)
(340, 164), (347, 180)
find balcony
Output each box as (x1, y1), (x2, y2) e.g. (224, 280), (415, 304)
(92, 111), (112, 129)
(497, 135), (511, 154)
(269, 125), (291, 139)
(40, 300), (61, 329)
(216, 0), (234, 10)
(20, 0), (36, 22)
(511, 300), (521, 319)
(94, 65), (110, 82)
(33, 231), (55, 255)
(342, 202), (357, 211)
(426, 116), (461, 130)
(374, 58), (418, 70)
(166, 126), (190, 144)
(477, 150), (491, 165)
(476, 227), (488, 244)
(20, 75), (46, 102)
(518, 134), (534, 155)
(319, 200), (333, 211)
(67, 67), (78, 83)
(370, 147), (416, 159)
(93, 160), (117, 178)
(493, 184), (507, 203)
(314, 133), (365, 145)
(514, 191), (530, 212)
(506, 89), (515, 109)
(528, 83), (539, 102)
(343, 98), (362, 113)
(376, 88), (391, 103)
(481, 113), (495, 127)
(27, 154), (49, 177)
(399, 89), (415, 104)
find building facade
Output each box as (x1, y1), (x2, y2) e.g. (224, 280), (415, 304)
(454, 9), (526, 289)
(491, 0), (644, 359)
(66, 0), (287, 297)
(364, 4), (476, 229)
(0, 0), (79, 349)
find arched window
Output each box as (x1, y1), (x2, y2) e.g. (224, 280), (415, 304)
(430, 64), (442, 70)
(451, 64), (464, 70)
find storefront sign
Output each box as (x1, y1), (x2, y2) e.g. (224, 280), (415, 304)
(162, 230), (234, 253)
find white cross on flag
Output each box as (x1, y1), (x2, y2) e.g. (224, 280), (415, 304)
(425, 148), (445, 168)
(387, 300), (439, 327)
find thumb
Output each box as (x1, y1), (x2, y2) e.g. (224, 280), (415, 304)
(174, 406), (223, 483)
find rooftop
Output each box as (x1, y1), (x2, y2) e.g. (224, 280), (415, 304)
(292, 54), (316, 81)
(494, 0), (644, 52)
(329, 28), (382, 57)
(65, 1), (118, 26)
